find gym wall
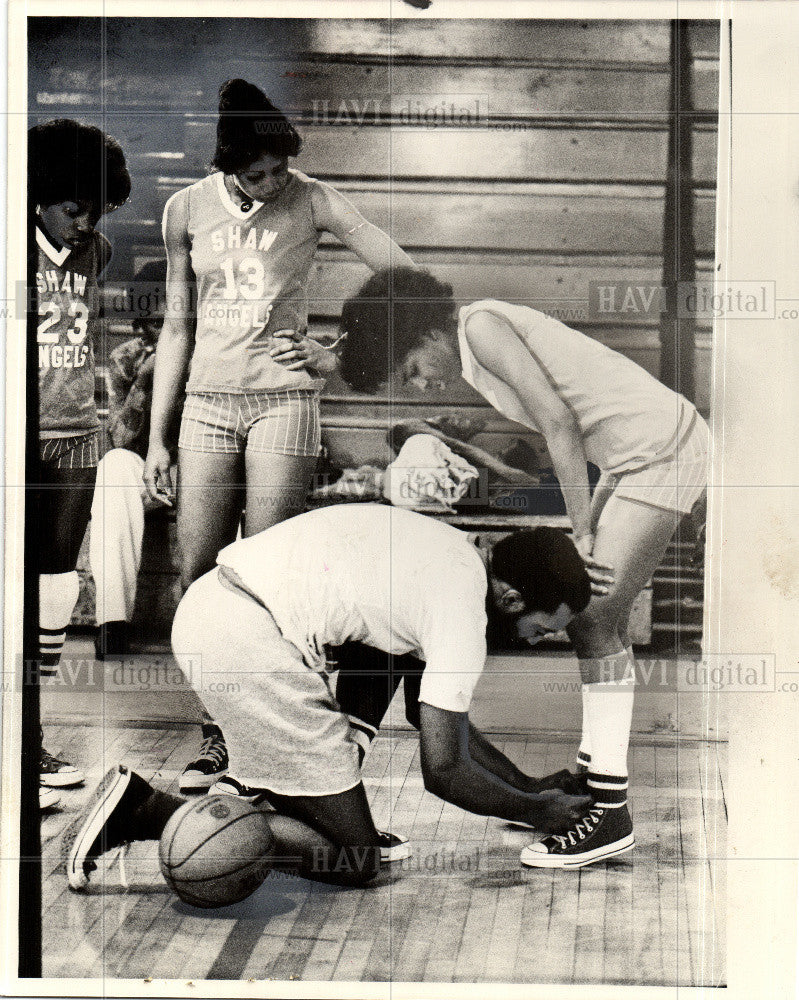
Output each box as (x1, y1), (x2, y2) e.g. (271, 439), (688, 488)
(28, 16), (719, 469)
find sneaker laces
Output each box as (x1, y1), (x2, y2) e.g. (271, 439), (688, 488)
(82, 840), (132, 887)
(197, 734), (226, 766)
(215, 776), (256, 797)
(551, 807), (605, 850)
(112, 843), (131, 889)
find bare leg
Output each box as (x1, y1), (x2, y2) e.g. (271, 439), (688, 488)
(264, 783), (382, 885)
(39, 464), (97, 574)
(39, 464), (96, 671)
(242, 450), (317, 536)
(38, 463), (96, 784)
(568, 496), (681, 671)
(177, 449), (242, 729)
(177, 449), (243, 590)
(575, 473), (617, 769)
(566, 495), (681, 811)
(88, 776), (382, 887)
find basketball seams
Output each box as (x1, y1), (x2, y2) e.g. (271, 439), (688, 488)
(161, 800), (185, 868)
(164, 804), (271, 870)
(159, 797), (275, 907)
(163, 849), (275, 885)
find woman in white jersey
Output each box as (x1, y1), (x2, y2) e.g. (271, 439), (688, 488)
(339, 267), (710, 869)
(144, 79), (415, 587)
(143, 80), (415, 793)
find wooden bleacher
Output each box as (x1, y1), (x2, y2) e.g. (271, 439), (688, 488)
(30, 17), (718, 414)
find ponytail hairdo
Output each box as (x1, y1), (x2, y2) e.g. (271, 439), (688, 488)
(212, 79), (302, 174)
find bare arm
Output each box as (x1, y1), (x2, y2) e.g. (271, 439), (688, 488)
(466, 722), (541, 792)
(311, 180), (416, 272)
(463, 311), (593, 540)
(143, 193), (195, 503)
(418, 703), (589, 831)
(268, 181), (417, 376)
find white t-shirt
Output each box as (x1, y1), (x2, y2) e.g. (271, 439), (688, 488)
(458, 300), (694, 475)
(216, 504), (488, 714)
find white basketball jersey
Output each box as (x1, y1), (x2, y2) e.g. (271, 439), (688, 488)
(457, 300), (693, 474)
(167, 170), (324, 393)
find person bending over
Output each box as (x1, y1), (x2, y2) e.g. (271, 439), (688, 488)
(65, 505), (596, 890)
(337, 267), (710, 868)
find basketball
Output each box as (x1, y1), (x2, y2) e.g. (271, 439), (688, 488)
(159, 795), (275, 908)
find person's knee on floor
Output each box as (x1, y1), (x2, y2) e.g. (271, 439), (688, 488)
(265, 786), (383, 887)
(67, 767), (382, 891)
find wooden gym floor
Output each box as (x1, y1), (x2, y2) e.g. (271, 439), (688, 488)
(40, 718), (726, 986)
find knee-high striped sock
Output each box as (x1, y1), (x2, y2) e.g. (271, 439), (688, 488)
(39, 572), (80, 677)
(576, 684), (592, 773)
(581, 649), (635, 808)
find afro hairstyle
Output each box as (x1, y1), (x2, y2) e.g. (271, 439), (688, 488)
(29, 119), (131, 212)
(339, 267), (456, 393)
(491, 526), (591, 617)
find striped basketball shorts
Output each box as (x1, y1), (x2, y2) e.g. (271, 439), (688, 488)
(601, 411), (710, 515)
(178, 388), (321, 458)
(39, 431), (100, 470)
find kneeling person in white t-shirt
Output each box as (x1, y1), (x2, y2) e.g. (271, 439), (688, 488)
(66, 505), (595, 891)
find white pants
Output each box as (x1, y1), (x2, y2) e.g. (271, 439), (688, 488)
(172, 569), (361, 797)
(89, 449), (159, 624)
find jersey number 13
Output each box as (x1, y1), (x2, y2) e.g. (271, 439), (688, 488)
(220, 256), (270, 302)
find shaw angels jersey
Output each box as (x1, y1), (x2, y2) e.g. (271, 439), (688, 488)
(36, 225), (108, 437)
(169, 170), (325, 393)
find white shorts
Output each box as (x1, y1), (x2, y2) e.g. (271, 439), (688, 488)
(600, 411), (709, 516)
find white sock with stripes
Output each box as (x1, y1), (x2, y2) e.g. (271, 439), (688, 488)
(582, 649), (635, 808)
(347, 715), (377, 766)
(39, 572), (80, 677)
(576, 684), (592, 772)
